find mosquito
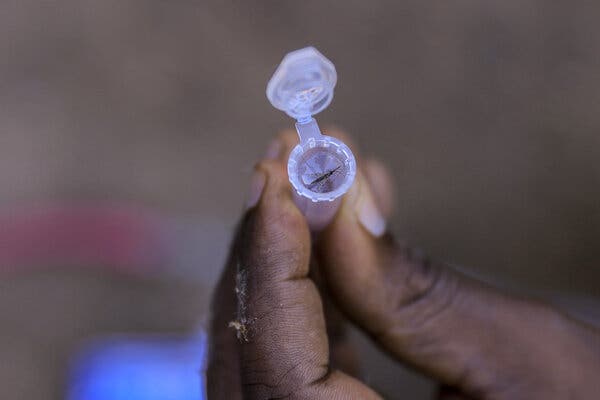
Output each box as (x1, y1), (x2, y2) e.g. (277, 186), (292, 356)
(306, 165), (343, 192)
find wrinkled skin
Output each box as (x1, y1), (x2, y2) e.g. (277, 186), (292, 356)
(207, 130), (600, 400)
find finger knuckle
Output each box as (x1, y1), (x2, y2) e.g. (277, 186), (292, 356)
(382, 253), (459, 340)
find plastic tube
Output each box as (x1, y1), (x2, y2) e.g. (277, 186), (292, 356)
(266, 47), (356, 230)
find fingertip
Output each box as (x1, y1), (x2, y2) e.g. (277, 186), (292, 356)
(253, 159), (295, 211)
(274, 129), (300, 162)
(323, 126), (360, 156)
(364, 158), (395, 219)
(317, 172), (385, 300)
(254, 135), (309, 242)
(316, 171), (390, 326)
(244, 168), (267, 211)
(335, 170), (387, 238)
(263, 129), (299, 165)
(250, 159), (310, 259)
(263, 137), (283, 160)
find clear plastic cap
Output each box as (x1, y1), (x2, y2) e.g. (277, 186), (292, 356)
(266, 47), (337, 121)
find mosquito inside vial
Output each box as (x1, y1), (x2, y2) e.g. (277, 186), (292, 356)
(298, 147), (347, 193)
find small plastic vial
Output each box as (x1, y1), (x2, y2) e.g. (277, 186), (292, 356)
(267, 47), (356, 230)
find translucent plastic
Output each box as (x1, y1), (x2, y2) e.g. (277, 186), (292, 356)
(266, 47), (337, 121)
(267, 47), (356, 230)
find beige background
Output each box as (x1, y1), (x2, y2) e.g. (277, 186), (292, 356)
(1, 1), (600, 398)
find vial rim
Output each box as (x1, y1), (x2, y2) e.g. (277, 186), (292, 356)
(287, 135), (356, 202)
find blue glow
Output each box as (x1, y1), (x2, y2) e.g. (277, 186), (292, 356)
(67, 333), (206, 400)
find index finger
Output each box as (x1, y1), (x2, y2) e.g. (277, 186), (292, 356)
(317, 158), (600, 399)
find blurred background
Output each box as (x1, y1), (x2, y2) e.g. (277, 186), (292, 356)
(1, 0), (600, 398)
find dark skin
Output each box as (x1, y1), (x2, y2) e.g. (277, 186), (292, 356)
(207, 130), (600, 399)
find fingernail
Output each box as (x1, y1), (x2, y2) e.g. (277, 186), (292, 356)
(264, 138), (282, 160)
(245, 169), (266, 210)
(355, 178), (386, 237)
(364, 159), (394, 218)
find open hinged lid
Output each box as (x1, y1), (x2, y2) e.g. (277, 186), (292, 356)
(266, 47), (337, 122)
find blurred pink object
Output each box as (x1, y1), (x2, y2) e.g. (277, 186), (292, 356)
(0, 204), (169, 277)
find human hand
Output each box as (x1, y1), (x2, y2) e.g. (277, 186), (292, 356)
(207, 131), (600, 400)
